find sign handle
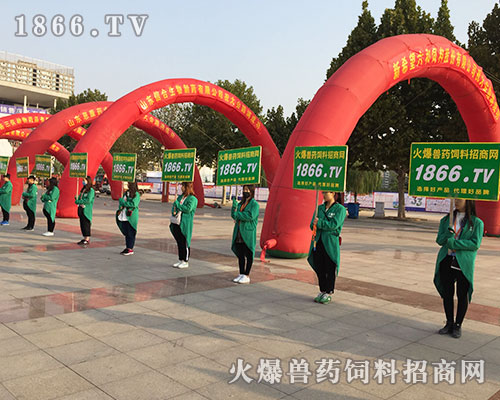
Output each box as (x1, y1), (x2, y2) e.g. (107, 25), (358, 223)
(449, 198), (455, 227)
(312, 185), (319, 251)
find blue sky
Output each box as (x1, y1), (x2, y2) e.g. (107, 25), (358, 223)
(1, 0), (498, 115)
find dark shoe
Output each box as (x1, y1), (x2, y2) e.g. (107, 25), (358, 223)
(451, 323), (462, 339)
(122, 249), (134, 256)
(120, 248), (128, 254)
(21, 226), (29, 230)
(438, 322), (453, 335)
(77, 239), (85, 245)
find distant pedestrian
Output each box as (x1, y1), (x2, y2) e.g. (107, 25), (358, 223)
(75, 176), (95, 246)
(116, 182), (140, 255)
(0, 174), (13, 225)
(170, 182), (197, 269)
(40, 177), (60, 236)
(231, 185), (259, 284)
(21, 175), (37, 231)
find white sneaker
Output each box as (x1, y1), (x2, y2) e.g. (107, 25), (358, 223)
(42, 232), (54, 237)
(232, 274), (243, 283)
(177, 261), (189, 269)
(172, 261), (182, 268)
(238, 275), (250, 284)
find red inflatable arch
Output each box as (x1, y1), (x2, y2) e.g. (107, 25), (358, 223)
(7, 104), (205, 217)
(0, 129), (70, 164)
(262, 34), (500, 258)
(68, 79), (280, 193)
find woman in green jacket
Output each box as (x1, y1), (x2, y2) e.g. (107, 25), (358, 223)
(231, 185), (259, 284)
(75, 176), (95, 247)
(0, 174), (13, 225)
(40, 177), (60, 237)
(434, 198), (484, 339)
(22, 175), (38, 231)
(116, 182), (140, 256)
(170, 182), (198, 269)
(308, 192), (346, 304)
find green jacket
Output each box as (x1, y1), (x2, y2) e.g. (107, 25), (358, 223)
(75, 188), (95, 222)
(41, 187), (60, 223)
(307, 202), (346, 275)
(116, 191), (140, 233)
(22, 184), (38, 213)
(0, 181), (13, 212)
(231, 198), (259, 261)
(170, 194), (198, 247)
(434, 214), (484, 302)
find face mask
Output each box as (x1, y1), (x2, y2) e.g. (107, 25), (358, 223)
(242, 192), (250, 199)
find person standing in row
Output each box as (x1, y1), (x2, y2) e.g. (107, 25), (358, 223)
(308, 192), (346, 304)
(75, 176), (95, 247)
(170, 182), (198, 269)
(231, 185), (259, 284)
(40, 177), (60, 237)
(21, 175), (37, 231)
(116, 182), (140, 256)
(0, 174), (12, 226)
(434, 198), (483, 339)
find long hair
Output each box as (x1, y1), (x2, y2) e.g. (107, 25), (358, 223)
(47, 177), (58, 193)
(182, 182), (195, 196)
(241, 185), (255, 204)
(81, 176), (93, 193)
(128, 182), (138, 199)
(454, 200), (476, 229)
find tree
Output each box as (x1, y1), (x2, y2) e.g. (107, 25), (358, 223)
(346, 163), (381, 202)
(467, 3), (500, 102)
(326, 0), (463, 219)
(179, 79), (263, 168)
(49, 89), (108, 151)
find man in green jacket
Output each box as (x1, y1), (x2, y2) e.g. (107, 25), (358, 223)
(40, 177), (60, 237)
(22, 175), (37, 231)
(231, 185), (259, 284)
(0, 174), (13, 225)
(434, 198), (484, 339)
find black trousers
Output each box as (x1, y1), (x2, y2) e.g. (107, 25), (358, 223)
(439, 255), (470, 325)
(313, 239), (337, 294)
(23, 202), (35, 229)
(1, 208), (9, 222)
(78, 207), (91, 237)
(43, 209), (55, 232)
(170, 223), (189, 261)
(121, 221), (136, 249)
(234, 242), (253, 275)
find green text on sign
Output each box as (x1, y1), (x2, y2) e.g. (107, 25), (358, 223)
(409, 142), (500, 201)
(162, 148), (196, 182)
(69, 153), (88, 178)
(293, 146), (348, 191)
(16, 157), (29, 179)
(112, 153), (137, 182)
(33, 155), (52, 178)
(216, 146), (261, 186)
(0, 156), (9, 175)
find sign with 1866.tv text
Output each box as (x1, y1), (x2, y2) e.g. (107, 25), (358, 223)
(216, 146), (261, 186)
(112, 153), (137, 182)
(162, 148), (196, 182)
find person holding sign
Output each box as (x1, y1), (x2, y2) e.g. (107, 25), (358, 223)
(40, 177), (60, 237)
(231, 185), (259, 284)
(21, 175), (38, 231)
(170, 182), (198, 269)
(75, 176), (95, 247)
(0, 174), (13, 225)
(308, 192), (346, 304)
(434, 199), (484, 339)
(116, 182), (140, 256)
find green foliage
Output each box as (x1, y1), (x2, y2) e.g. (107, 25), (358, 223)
(326, 0), (465, 218)
(346, 164), (381, 202)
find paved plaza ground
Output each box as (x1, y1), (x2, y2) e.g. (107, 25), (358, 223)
(0, 193), (499, 400)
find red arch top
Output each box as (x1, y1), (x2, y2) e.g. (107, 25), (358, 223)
(262, 34), (500, 258)
(69, 79), (280, 186)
